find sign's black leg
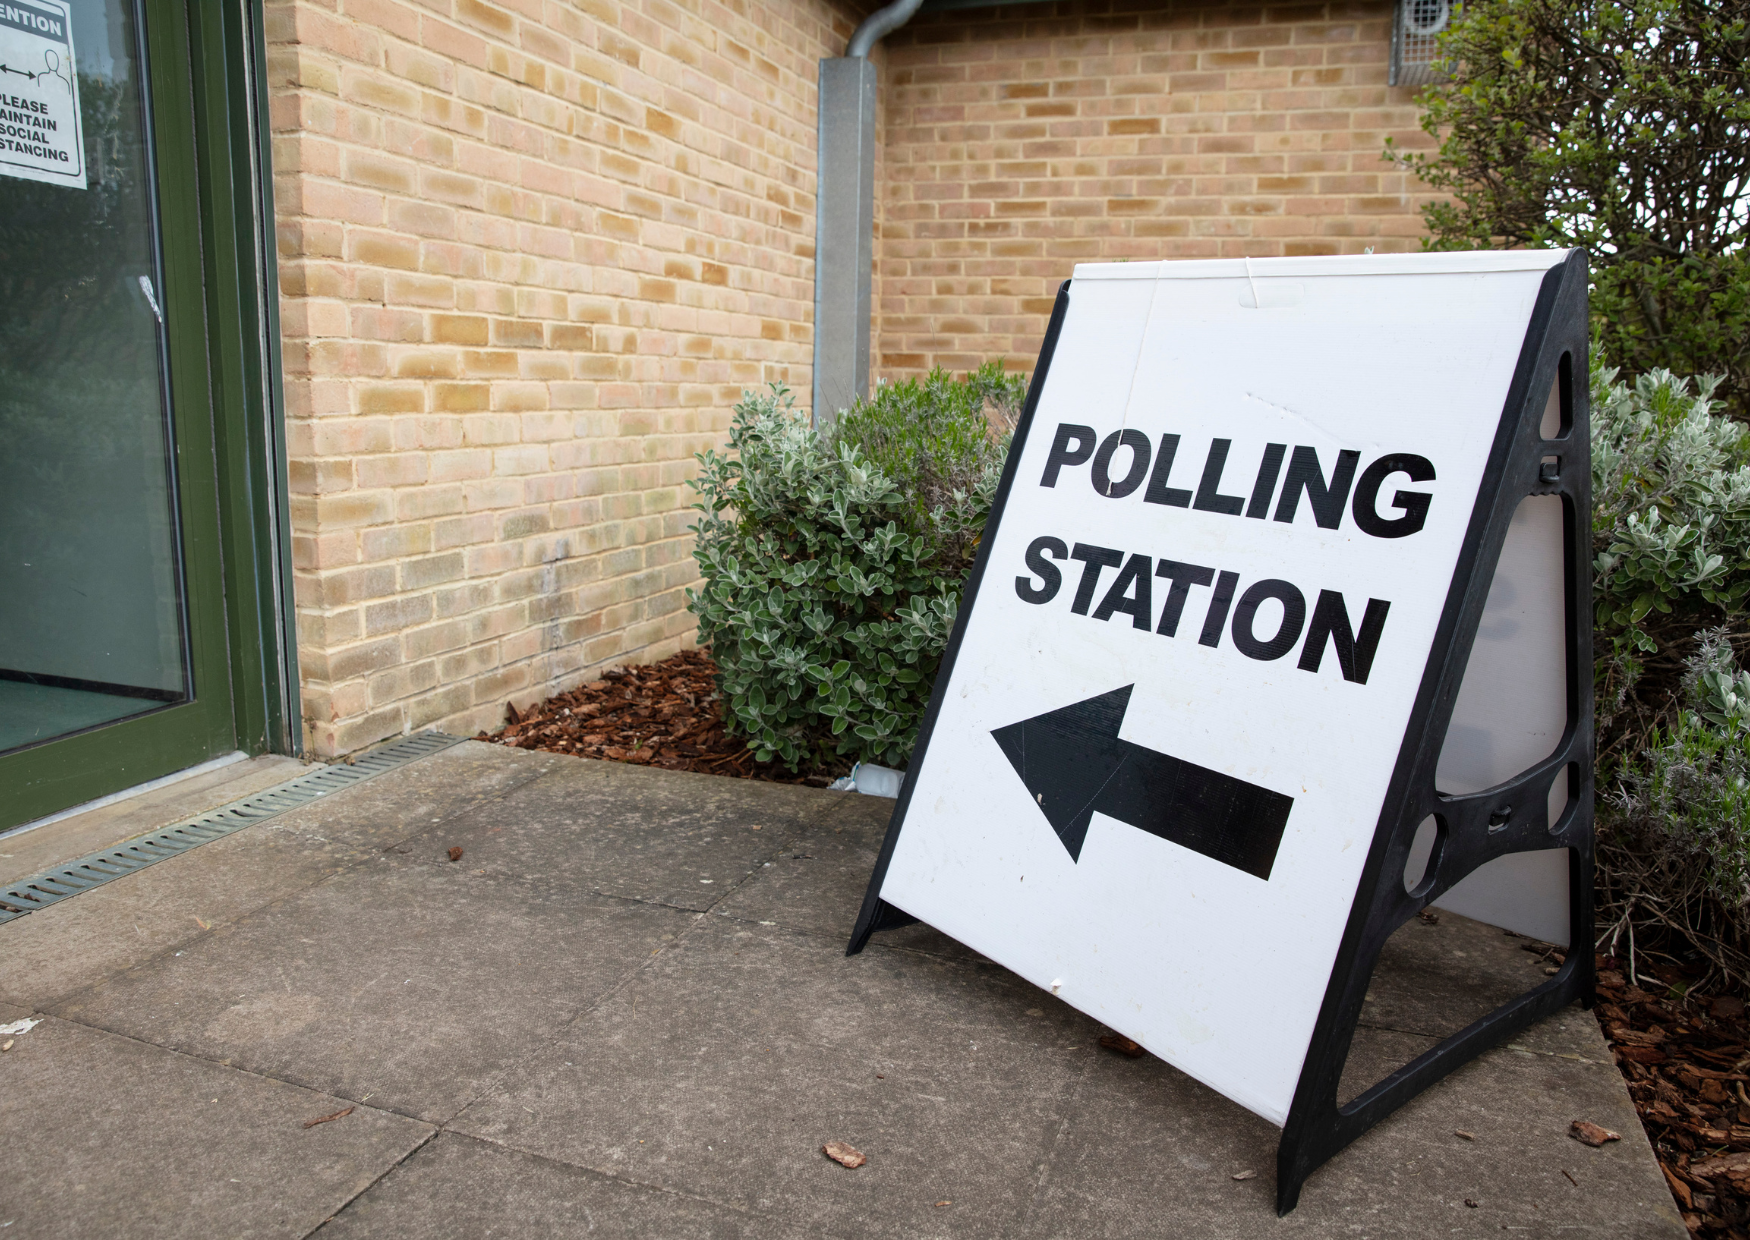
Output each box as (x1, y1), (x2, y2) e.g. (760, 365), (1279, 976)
(1274, 251), (1594, 1213)
(846, 898), (919, 955)
(1276, 939), (1593, 1213)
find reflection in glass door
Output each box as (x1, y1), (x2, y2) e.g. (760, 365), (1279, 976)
(0, 0), (190, 755)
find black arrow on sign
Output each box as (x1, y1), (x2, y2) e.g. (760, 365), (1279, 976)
(991, 684), (1293, 880)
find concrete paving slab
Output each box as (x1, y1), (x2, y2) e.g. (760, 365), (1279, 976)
(712, 790), (989, 962)
(0, 998), (29, 1024)
(1363, 911), (1561, 1041)
(0, 753), (308, 886)
(1328, 912), (1595, 1102)
(1027, 1020), (1679, 1238)
(321, 1132), (828, 1240)
(1338, 1024), (1440, 1107)
(1332, 914), (1617, 1106)
(454, 915), (1101, 1239)
(55, 855), (684, 1122)
(707, 789), (890, 939)
(427, 757), (842, 911)
(257, 741), (558, 854)
(0, 742), (554, 1012)
(0, 1014), (431, 1240)
(0, 741), (1685, 1236)
(0, 820), (381, 1011)
(456, 892), (1681, 1238)
(1009, 912), (1680, 1236)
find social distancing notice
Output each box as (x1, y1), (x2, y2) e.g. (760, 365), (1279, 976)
(850, 250), (1595, 1213)
(0, 0), (83, 190)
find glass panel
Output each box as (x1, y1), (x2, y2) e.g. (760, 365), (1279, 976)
(0, 0), (189, 755)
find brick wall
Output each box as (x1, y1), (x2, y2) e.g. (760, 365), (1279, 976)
(266, 0), (857, 754)
(266, 0), (1437, 758)
(875, 0), (1437, 376)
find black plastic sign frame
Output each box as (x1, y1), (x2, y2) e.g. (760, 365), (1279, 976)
(848, 252), (1594, 1213)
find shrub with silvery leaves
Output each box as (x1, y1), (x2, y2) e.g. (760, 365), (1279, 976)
(1593, 360), (1750, 981)
(1593, 359), (1750, 660)
(1603, 637), (1750, 956)
(1682, 628), (1750, 737)
(686, 368), (1021, 770)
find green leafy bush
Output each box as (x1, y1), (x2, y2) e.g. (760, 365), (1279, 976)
(1591, 356), (1750, 766)
(1593, 359), (1750, 654)
(1387, 0), (1750, 418)
(1591, 359), (1750, 985)
(1599, 635), (1750, 980)
(686, 365), (1024, 770)
(1683, 629), (1750, 737)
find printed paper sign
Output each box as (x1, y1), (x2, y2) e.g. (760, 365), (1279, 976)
(868, 250), (1571, 1126)
(0, 0), (84, 189)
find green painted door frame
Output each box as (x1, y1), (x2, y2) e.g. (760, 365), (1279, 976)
(1, 0), (297, 831)
(190, 0), (301, 761)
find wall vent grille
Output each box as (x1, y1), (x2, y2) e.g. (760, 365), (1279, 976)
(1392, 0), (1454, 87)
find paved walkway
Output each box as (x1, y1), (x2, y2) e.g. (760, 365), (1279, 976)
(0, 742), (1684, 1237)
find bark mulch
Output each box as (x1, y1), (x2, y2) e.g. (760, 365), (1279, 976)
(1590, 951), (1750, 1237)
(474, 648), (843, 786)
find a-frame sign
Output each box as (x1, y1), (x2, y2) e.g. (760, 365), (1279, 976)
(848, 250), (1593, 1212)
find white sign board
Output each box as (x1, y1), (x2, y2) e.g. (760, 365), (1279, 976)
(868, 250), (1574, 1127)
(0, 0), (84, 190)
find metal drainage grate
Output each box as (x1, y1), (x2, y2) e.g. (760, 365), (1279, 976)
(0, 732), (465, 926)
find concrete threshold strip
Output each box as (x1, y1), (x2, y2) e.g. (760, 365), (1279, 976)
(0, 732), (465, 926)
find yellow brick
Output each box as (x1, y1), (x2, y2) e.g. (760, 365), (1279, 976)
(875, 0), (1428, 384)
(432, 314), (490, 345)
(271, 0), (1420, 760)
(349, 232), (421, 270)
(393, 351), (460, 379)
(549, 324), (593, 351)
(456, 0), (515, 39)
(433, 383), (491, 412)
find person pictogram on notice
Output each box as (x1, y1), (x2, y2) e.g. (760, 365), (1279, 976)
(40, 48), (71, 94)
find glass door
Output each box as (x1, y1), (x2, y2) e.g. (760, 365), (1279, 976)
(0, 0), (241, 830)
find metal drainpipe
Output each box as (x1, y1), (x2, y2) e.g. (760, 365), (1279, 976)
(810, 0), (924, 426)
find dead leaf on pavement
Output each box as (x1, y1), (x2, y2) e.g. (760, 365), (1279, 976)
(823, 1141), (866, 1169)
(1569, 1120), (1621, 1147)
(448, 847), (464, 862)
(935, 1201), (951, 1207)
(1098, 1033), (1146, 1059)
(303, 1106), (355, 1129)
(1455, 1130), (1475, 1141)
(1465, 1198), (1479, 1208)
(1231, 1170), (1256, 1181)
